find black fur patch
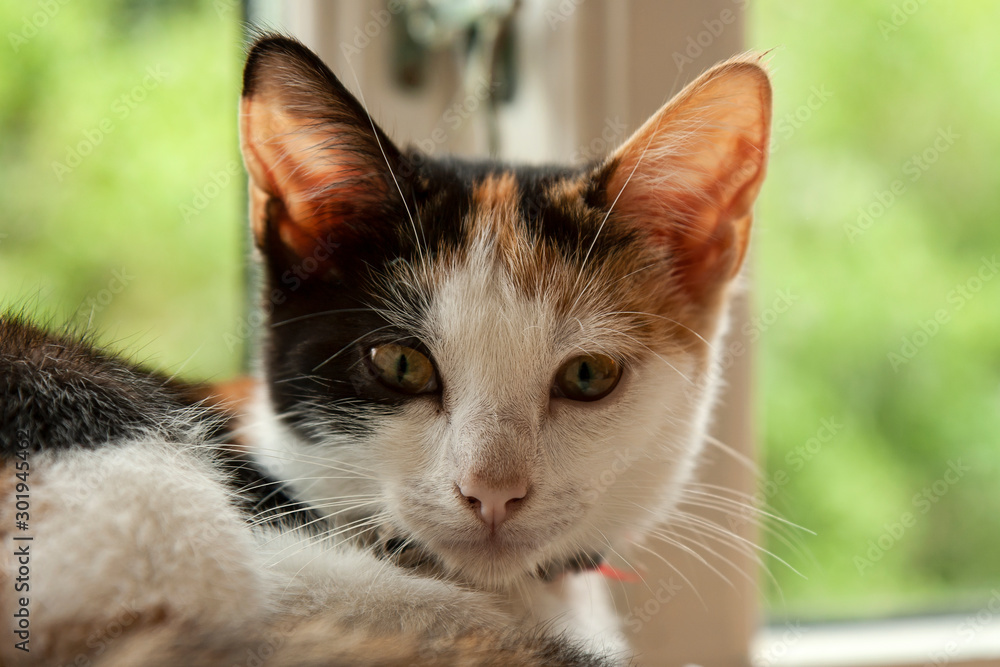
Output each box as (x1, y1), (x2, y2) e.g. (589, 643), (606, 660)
(0, 314), (318, 529)
(244, 37), (648, 447)
(0, 315), (207, 455)
(259, 154), (642, 443)
(216, 447), (321, 531)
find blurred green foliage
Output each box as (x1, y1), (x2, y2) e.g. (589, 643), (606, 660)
(0, 0), (244, 380)
(1, 0), (997, 623)
(750, 2), (1000, 618)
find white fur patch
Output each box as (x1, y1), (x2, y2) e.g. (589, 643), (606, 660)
(247, 229), (727, 649)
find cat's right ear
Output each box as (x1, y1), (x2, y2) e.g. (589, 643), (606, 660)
(240, 36), (409, 274)
(595, 55), (772, 301)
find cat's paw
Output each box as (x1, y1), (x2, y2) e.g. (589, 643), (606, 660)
(269, 540), (511, 635)
(345, 570), (511, 635)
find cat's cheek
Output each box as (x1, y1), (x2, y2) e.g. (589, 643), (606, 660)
(581, 487), (601, 505)
(372, 399), (449, 468)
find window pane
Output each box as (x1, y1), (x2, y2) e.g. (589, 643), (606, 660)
(0, 1), (244, 380)
(749, 0), (1000, 619)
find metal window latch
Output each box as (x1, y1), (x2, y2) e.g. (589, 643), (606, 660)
(394, 0), (518, 154)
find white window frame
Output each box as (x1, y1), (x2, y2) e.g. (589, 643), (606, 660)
(245, 2), (999, 665)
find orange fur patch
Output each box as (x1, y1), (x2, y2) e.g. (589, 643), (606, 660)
(469, 172), (522, 262)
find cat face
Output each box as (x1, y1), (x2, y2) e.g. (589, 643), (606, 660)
(240, 36), (771, 588)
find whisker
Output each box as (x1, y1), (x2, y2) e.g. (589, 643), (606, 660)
(608, 310), (715, 350)
(312, 324), (396, 371)
(670, 511), (806, 580)
(626, 538), (707, 610)
(680, 489), (814, 534)
(250, 496), (380, 529)
(343, 63), (426, 264)
(268, 512), (389, 567)
(570, 114), (660, 301)
(611, 329), (696, 386)
(663, 514), (785, 600)
(271, 308), (375, 328)
(275, 516), (389, 600)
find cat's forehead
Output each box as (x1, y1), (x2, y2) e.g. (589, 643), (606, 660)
(407, 159), (648, 302)
(369, 163), (679, 361)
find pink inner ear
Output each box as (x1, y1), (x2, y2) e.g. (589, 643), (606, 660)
(605, 59), (771, 290)
(240, 97), (387, 259)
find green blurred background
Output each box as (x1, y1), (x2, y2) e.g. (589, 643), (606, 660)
(0, 0), (245, 381)
(750, 1), (1000, 619)
(1, 0), (997, 622)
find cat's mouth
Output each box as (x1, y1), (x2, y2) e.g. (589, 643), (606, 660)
(356, 494), (599, 586)
(368, 521), (597, 587)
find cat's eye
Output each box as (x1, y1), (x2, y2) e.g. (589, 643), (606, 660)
(369, 344), (438, 394)
(553, 354), (622, 402)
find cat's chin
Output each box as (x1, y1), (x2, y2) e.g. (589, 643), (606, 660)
(429, 532), (584, 590)
(384, 504), (599, 589)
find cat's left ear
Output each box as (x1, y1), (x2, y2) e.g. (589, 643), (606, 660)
(239, 35), (409, 269)
(597, 55), (772, 296)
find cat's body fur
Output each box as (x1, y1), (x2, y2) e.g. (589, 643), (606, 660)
(0, 35), (771, 665)
(0, 317), (608, 666)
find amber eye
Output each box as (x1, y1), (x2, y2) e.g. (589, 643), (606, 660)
(369, 344), (438, 394)
(553, 354), (622, 402)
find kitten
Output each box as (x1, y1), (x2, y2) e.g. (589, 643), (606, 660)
(0, 34), (770, 665)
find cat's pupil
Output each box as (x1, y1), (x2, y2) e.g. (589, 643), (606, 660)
(554, 354), (621, 402)
(370, 344), (437, 395)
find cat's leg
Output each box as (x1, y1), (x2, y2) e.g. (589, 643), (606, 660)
(89, 612), (618, 667)
(264, 534), (514, 635)
(0, 441), (277, 664)
(513, 572), (630, 659)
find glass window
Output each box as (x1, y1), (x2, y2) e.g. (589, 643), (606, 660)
(750, 0), (1000, 621)
(0, 1), (244, 380)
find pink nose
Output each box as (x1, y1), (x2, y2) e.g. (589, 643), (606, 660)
(458, 481), (528, 529)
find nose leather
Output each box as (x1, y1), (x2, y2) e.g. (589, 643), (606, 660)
(459, 481), (527, 529)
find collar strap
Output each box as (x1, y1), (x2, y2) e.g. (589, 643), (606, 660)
(537, 552), (604, 581)
(538, 552), (640, 582)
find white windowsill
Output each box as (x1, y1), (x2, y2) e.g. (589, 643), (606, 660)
(754, 613), (1000, 667)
